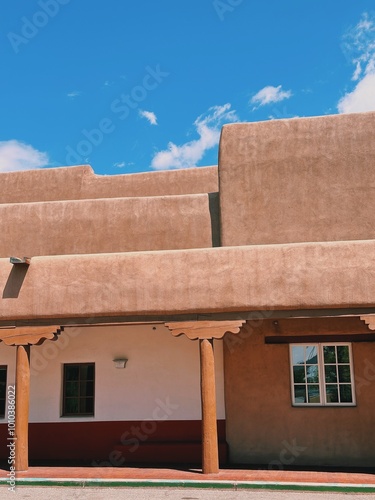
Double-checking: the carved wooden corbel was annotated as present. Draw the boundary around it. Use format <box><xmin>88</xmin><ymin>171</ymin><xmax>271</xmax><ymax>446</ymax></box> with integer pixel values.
<box><xmin>360</xmin><ymin>315</ymin><xmax>375</xmax><ymax>331</ymax></box>
<box><xmin>165</xmin><ymin>320</ymin><xmax>246</xmax><ymax>340</ymax></box>
<box><xmin>0</xmin><ymin>326</ymin><xmax>63</xmax><ymax>346</ymax></box>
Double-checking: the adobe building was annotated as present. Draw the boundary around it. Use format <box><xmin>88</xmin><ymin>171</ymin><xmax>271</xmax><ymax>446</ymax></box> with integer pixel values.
<box><xmin>1</xmin><ymin>111</ymin><xmax>375</xmax><ymax>473</ymax></box>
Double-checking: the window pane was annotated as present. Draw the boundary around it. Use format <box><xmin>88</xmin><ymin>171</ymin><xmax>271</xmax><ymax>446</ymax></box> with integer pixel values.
<box><xmin>326</xmin><ymin>384</ymin><xmax>339</xmax><ymax>403</ymax></box>
<box><xmin>0</xmin><ymin>382</ymin><xmax>5</xmax><ymax>400</ymax></box>
<box><xmin>65</xmin><ymin>398</ymin><xmax>79</xmax><ymax>414</ymax></box>
<box><xmin>0</xmin><ymin>368</ymin><xmax>6</xmax><ymax>400</ymax></box>
<box><xmin>293</xmin><ymin>366</ymin><xmax>305</xmax><ymax>383</ymax></box>
<box><xmin>0</xmin><ymin>367</ymin><xmax>6</xmax><ymax>381</ymax></box>
<box><xmin>323</xmin><ymin>346</ymin><xmax>336</xmax><ymax>364</ymax></box>
<box><xmin>294</xmin><ymin>386</ymin><xmax>307</xmax><ymax>403</ymax></box>
<box><xmin>339</xmin><ymin>384</ymin><xmax>353</xmax><ymax>403</ymax></box>
<box><xmin>338</xmin><ymin>365</ymin><xmax>351</xmax><ymax>383</ymax></box>
<box><xmin>80</xmin><ymin>398</ymin><xmax>94</xmax><ymax>414</ymax></box>
<box><xmin>292</xmin><ymin>346</ymin><xmax>305</xmax><ymax>365</ymax></box>
<box><xmin>337</xmin><ymin>346</ymin><xmax>349</xmax><ymax>363</ymax></box>
<box><xmin>65</xmin><ymin>365</ymin><xmax>79</xmax><ymax>381</ymax></box>
<box><xmin>324</xmin><ymin>365</ymin><xmax>337</xmax><ymax>383</ymax></box>
<box><xmin>306</xmin><ymin>365</ymin><xmax>319</xmax><ymax>383</ymax></box>
<box><xmin>306</xmin><ymin>346</ymin><xmax>318</xmax><ymax>364</ymax></box>
<box><xmin>0</xmin><ymin>367</ymin><xmax>6</xmax><ymax>418</ymax></box>
<box><xmin>308</xmin><ymin>385</ymin><xmax>320</xmax><ymax>403</ymax></box>
<box><xmin>81</xmin><ymin>364</ymin><xmax>94</xmax><ymax>380</ymax></box>
<box><xmin>80</xmin><ymin>381</ymin><xmax>94</xmax><ymax>397</ymax></box>
<box><xmin>65</xmin><ymin>381</ymin><xmax>79</xmax><ymax>397</ymax></box>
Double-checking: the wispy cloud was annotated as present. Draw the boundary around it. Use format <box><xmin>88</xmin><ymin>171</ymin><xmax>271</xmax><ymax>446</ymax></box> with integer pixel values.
<box><xmin>0</xmin><ymin>140</ymin><xmax>49</xmax><ymax>173</ymax></box>
<box><xmin>139</xmin><ymin>110</ymin><xmax>158</xmax><ymax>125</ymax></box>
<box><xmin>67</xmin><ymin>90</ymin><xmax>82</xmax><ymax>98</ymax></box>
<box><xmin>151</xmin><ymin>104</ymin><xmax>238</xmax><ymax>170</ymax></box>
<box><xmin>338</xmin><ymin>12</ymin><xmax>375</xmax><ymax>113</ymax></box>
<box><xmin>113</xmin><ymin>161</ymin><xmax>133</xmax><ymax>169</ymax></box>
<box><xmin>250</xmin><ymin>85</ymin><xmax>292</xmax><ymax>109</ymax></box>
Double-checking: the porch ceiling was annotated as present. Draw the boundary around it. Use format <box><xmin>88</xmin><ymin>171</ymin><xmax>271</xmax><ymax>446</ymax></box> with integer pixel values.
<box><xmin>1</xmin><ymin>239</ymin><xmax>375</xmax><ymax>324</ymax></box>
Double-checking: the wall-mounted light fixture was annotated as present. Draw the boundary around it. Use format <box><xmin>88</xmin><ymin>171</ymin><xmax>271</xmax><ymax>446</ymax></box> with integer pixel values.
<box><xmin>10</xmin><ymin>256</ymin><xmax>31</xmax><ymax>266</ymax></box>
<box><xmin>113</xmin><ymin>358</ymin><xmax>128</xmax><ymax>369</ymax></box>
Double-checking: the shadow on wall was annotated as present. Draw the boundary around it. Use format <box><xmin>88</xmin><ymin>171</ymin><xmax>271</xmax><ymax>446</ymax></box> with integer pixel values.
<box><xmin>2</xmin><ymin>264</ymin><xmax>29</xmax><ymax>299</ymax></box>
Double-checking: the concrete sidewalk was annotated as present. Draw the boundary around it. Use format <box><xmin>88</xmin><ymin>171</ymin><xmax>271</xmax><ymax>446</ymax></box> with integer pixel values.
<box><xmin>1</xmin><ymin>465</ymin><xmax>375</xmax><ymax>492</ymax></box>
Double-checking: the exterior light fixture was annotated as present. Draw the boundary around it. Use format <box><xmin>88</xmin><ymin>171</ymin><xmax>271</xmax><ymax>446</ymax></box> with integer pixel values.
<box><xmin>113</xmin><ymin>358</ymin><xmax>128</xmax><ymax>369</ymax></box>
<box><xmin>10</xmin><ymin>257</ymin><xmax>31</xmax><ymax>265</ymax></box>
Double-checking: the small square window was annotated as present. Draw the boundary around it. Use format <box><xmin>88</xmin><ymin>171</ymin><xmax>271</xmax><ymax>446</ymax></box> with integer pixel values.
<box><xmin>290</xmin><ymin>343</ymin><xmax>355</xmax><ymax>406</ymax></box>
<box><xmin>62</xmin><ymin>363</ymin><xmax>95</xmax><ymax>416</ymax></box>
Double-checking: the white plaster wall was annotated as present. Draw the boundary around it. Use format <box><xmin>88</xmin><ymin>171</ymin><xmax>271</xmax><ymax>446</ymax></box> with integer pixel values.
<box><xmin>0</xmin><ymin>324</ymin><xmax>225</xmax><ymax>423</ymax></box>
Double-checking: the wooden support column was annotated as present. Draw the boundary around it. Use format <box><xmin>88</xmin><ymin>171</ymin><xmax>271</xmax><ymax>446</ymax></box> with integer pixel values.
<box><xmin>200</xmin><ymin>338</ymin><xmax>218</xmax><ymax>473</ymax></box>
<box><xmin>15</xmin><ymin>345</ymin><xmax>30</xmax><ymax>471</ymax></box>
<box><xmin>166</xmin><ymin>320</ymin><xmax>245</xmax><ymax>474</ymax></box>
<box><xmin>0</xmin><ymin>325</ymin><xmax>63</xmax><ymax>471</ymax></box>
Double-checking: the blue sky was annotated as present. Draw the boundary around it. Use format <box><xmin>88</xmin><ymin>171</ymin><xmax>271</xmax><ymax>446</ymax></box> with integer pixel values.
<box><xmin>1</xmin><ymin>0</ymin><xmax>375</xmax><ymax>175</ymax></box>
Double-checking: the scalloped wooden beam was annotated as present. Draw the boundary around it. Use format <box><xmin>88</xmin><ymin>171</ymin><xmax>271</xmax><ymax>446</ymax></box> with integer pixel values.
<box><xmin>360</xmin><ymin>315</ymin><xmax>375</xmax><ymax>331</ymax></box>
<box><xmin>165</xmin><ymin>320</ymin><xmax>246</xmax><ymax>340</ymax></box>
<box><xmin>0</xmin><ymin>326</ymin><xmax>63</xmax><ymax>346</ymax></box>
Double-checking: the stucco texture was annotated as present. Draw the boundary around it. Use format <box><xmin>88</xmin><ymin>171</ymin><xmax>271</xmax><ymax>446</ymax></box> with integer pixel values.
<box><xmin>219</xmin><ymin>111</ymin><xmax>375</xmax><ymax>245</ymax></box>
<box><xmin>224</xmin><ymin>318</ymin><xmax>375</xmax><ymax>467</ymax></box>
<box><xmin>0</xmin><ymin>165</ymin><xmax>218</xmax><ymax>204</ymax></box>
<box><xmin>0</xmin><ymin>194</ymin><xmax>214</xmax><ymax>257</ymax></box>
<box><xmin>1</xmin><ymin>239</ymin><xmax>375</xmax><ymax>322</ymax></box>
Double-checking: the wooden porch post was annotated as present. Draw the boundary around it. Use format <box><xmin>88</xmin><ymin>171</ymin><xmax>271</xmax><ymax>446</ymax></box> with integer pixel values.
<box><xmin>200</xmin><ymin>338</ymin><xmax>219</xmax><ymax>474</ymax></box>
<box><xmin>165</xmin><ymin>320</ymin><xmax>245</xmax><ymax>474</ymax></box>
<box><xmin>15</xmin><ymin>345</ymin><xmax>30</xmax><ymax>471</ymax></box>
<box><xmin>0</xmin><ymin>326</ymin><xmax>63</xmax><ymax>471</ymax></box>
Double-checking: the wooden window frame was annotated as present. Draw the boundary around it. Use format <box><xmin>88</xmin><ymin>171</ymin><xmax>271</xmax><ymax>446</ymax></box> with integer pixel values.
<box><xmin>62</xmin><ymin>363</ymin><xmax>95</xmax><ymax>417</ymax></box>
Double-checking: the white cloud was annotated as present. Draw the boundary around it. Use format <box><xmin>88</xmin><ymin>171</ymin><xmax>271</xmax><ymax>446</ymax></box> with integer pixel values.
<box><xmin>67</xmin><ymin>90</ymin><xmax>82</xmax><ymax>98</ymax></box>
<box><xmin>151</xmin><ymin>104</ymin><xmax>238</xmax><ymax>170</ymax></box>
<box><xmin>139</xmin><ymin>110</ymin><xmax>158</xmax><ymax>125</ymax></box>
<box><xmin>113</xmin><ymin>161</ymin><xmax>134</xmax><ymax>169</ymax></box>
<box><xmin>250</xmin><ymin>85</ymin><xmax>292</xmax><ymax>109</ymax></box>
<box><xmin>338</xmin><ymin>13</ymin><xmax>375</xmax><ymax>113</ymax></box>
<box><xmin>338</xmin><ymin>72</ymin><xmax>375</xmax><ymax>113</ymax></box>
<box><xmin>0</xmin><ymin>140</ymin><xmax>49</xmax><ymax>173</ymax></box>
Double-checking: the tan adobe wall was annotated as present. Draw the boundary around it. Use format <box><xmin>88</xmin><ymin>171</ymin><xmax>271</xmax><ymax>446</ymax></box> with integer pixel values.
<box><xmin>0</xmin><ymin>194</ymin><xmax>214</xmax><ymax>258</ymax></box>
<box><xmin>1</xmin><ymin>239</ymin><xmax>375</xmax><ymax>322</ymax></box>
<box><xmin>224</xmin><ymin>318</ymin><xmax>375</xmax><ymax>467</ymax></box>
<box><xmin>219</xmin><ymin>111</ymin><xmax>375</xmax><ymax>245</ymax></box>
<box><xmin>0</xmin><ymin>165</ymin><xmax>218</xmax><ymax>204</ymax></box>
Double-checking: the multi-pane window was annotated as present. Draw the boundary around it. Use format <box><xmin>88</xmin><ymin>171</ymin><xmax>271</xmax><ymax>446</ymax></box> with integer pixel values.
<box><xmin>0</xmin><ymin>366</ymin><xmax>6</xmax><ymax>418</ymax></box>
<box><xmin>62</xmin><ymin>363</ymin><xmax>95</xmax><ymax>416</ymax></box>
<box><xmin>290</xmin><ymin>344</ymin><xmax>355</xmax><ymax>406</ymax></box>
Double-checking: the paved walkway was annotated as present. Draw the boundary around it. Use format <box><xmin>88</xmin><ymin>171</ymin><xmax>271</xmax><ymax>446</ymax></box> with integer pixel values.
<box><xmin>1</xmin><ymin>465</ymin><xmax>375</xmax><ymax>492</ymax></box>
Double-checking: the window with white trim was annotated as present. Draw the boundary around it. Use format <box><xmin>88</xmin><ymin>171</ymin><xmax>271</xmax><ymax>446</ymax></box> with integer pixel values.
<box><xmin>290</xmin><ymin>343</ymin><xmax>355</xmax><ymax>406</ymax></box>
